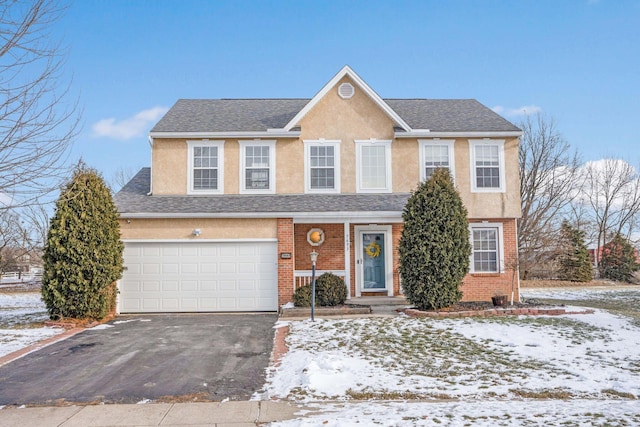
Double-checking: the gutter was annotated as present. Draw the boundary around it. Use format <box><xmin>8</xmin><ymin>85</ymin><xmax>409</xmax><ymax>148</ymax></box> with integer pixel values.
<box><xmin>395</xmin><ymin>131</ymin><xmax>522</xmax><ymax>138</ymax></box>
<box><xmin>147</xmin><ymin>136</ymin><xmax>153</xmax><ymax>195</ymax></box>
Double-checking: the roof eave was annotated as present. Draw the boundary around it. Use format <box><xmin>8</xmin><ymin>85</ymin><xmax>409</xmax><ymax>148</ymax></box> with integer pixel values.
<box><xmin>119</xmin><ymin>211</ymin><xmax>403</xmax><ymax>220</ymax></box>
<box><xmin>394</xmin><ymin>131</ymin><xmax>523</xmax><ymax>138</ymax></box>
<box><xmin>149</xmin><ymin>130</ymin><xmax>301</xmax><ymax>139</ymax></box>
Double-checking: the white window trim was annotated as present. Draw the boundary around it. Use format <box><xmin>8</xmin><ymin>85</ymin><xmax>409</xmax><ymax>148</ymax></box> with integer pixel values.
<box><xmin>187</xmin><ymin>140</ymin><xmax>225</xmax><ymax>195</ymax></box>
<box><xmin>303</xmin><ymin>139</ymin><xmax>341</xmax><ymax>194</ymax></box>
<box><xmin>469</xmin><ymin>139</ymin><xmax>506</xmax><ymax>193</ymax></box>
<box><xmin>355</xmin><ymin>139</ymin><xmax>392</xmax><ymax>193</ymax></box>
<box><xmin>419</xmin><ymin>139</ymin><xmax>455</xmax><ymax>182</ymax></box>
<box><xmin>239</xmin><ymin>140</ymin><xmax>276</xmax><ymax>194</ymax></box>
<box><xmin>469</xmin><ymin>222</ymin><xmax>505</xmax><ymax>273</ymax></box>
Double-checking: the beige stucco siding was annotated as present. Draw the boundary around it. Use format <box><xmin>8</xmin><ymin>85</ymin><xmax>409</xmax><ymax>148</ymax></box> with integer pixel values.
<box><xmin>392</xmin><ymin>141</ymin><xmax>421</xmax><ymax>192</ymax></box>
<box><xmin>119</xmin><ymin>218</ymin><xmax>277</xmax><ymax>240</ymax></box>
<box><xmin>454</xmin><ymin>137</ymin><xmax>520</xmax><ymax>218</ymax></box>
<box><xmin>298</xmin><ymin>76</ymin><xmax>395</xmax><ymax>194</ymax></box>
<box><xmin>275</xmin><ymin>139</ymin><xmax>304</xmax><ymax>193</ymax></box>
<box><xmin>152</xmin><ymin>139</ymin><xmax>188</xmax><ymax>195</ymax></box>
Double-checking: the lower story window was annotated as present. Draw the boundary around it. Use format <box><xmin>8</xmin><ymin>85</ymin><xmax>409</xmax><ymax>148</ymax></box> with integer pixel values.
<box><xmin>471</xmin><ymin>226</ymin><xmax>501</xmax><ymax>273</ymax></box>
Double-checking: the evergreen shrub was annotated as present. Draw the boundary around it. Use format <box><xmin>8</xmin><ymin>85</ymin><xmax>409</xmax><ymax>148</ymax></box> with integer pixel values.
<box><xmin>41</xmin><ymin>165</ymin><xmax>124</xmax><ymax>320</ymax></box>
<box><xmin>399</xmin><ymin>168</ymin><xmax>471</xmax><ymax>310</ymax></box>
<box><xmin>557</xmin><ymin>221</ymin><xmax>593</xmax><ymax>282</ymax></box>
<box><xmin>600</xmin><ymin>233</ymin><xmax>640</xmax><ymax>283</ymax></box>
<box><xmin>293</xmin><ymin>273</ymin><xmax>347</xmax><ymax>307</ymax></box>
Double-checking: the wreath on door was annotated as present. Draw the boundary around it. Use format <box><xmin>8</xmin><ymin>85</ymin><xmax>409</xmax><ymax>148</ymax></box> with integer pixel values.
<box><xmin>365</xmin><ymin>241</ymin><xmax>381</xmax><ymax>258</ymax></box>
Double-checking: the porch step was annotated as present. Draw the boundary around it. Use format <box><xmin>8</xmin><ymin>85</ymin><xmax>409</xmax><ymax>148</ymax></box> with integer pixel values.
<box><xmin>350</xmin><ymin>296</ymin><xmax>409</xmax><ymax>306</ymax></box>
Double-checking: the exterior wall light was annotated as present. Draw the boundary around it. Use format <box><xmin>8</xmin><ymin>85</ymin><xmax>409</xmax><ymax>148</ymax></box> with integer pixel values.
<box><xmin>192</xmin><ymin>229</ymin><xmax>201</xmax><ymax>236</ymax></box>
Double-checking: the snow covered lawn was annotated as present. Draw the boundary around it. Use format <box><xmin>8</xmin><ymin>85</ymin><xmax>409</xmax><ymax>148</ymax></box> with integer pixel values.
<box><xmin>265</xmin><ymin>289</ymin><xmax>640</xmax><ymax>426</ymax></box>
<box><xmin>0</xmin><ymin>292</ymin><xmax>63</xmax><ymax>358</ymax></box>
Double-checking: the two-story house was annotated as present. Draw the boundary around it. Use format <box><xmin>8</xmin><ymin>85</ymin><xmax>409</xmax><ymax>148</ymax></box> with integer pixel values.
<box><xmin>114</xmin><ymin>66</ymin><xmax>522</xmax><ymax>313</ymax></box>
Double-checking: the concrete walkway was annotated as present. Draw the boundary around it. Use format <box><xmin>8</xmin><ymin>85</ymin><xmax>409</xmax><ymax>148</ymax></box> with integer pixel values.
<box><xmin>0</xmin><ymin>400</ymin><xmax>306</xmax><ymax>426</ymax></box>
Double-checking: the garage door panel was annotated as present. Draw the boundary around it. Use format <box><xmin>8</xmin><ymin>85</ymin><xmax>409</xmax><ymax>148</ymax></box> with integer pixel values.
<box><xmin>142</xmin><ymin>247</ymin><xmax>161</xmax><ymax>257</ymax></box>
<box><xmin>120</xmin><ymin>241</ymin><xmax>277</xmax><ymax>313</ymax></box>
<box><xmin>219</xmin><ymin>246</ymin><xmax>238</xmax><ymax>257</ymax></box>
<box><xmin>162</xmin><ymin>281</ymin><xmax>179</xmax><ymax>292</ymax></box>
<box><xmin>181</xmin><ymin>246</ymin><xmax>198</xmax><ymax>257</ymax></box>
<box><xmin>201</xmin><ymin>264</ymin><xmax>217</xmax><ymax>274</ymax></box>
<box><xmin>162</xmin><ymin>246</ymin><xmax>180</xmax><ymax>256</ymax></box>
<box><xmin>200</xmin><ymin>281</ymin><xmax>217</xmax><ymax>291</ymax></box>
<box><xmin>200</xmin><ymin>298</ymin><xmax>218</xmax><ymax>309</ymax></box>
<box><xmin>238</xmin><ymin>263</ymin><xmax>255</xmax><ymax>274</ymax></box>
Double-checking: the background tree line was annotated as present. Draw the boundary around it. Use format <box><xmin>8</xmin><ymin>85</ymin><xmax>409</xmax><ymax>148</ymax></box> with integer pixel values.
<box><xmin>519</xmin><ymin>114</ymin><xmax>640</xmax><ymax>283</ymax></box>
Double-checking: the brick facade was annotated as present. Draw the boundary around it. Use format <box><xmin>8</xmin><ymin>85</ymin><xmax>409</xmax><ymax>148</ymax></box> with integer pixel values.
<box><xmin>294</xmin><ymin>224</ymin><xmax>345</xmax><ymax>271</ymax></box>
<box><xmin>462</xmin><ymin>218</ymin><xmax>520</xmax><ymax>302</ymax></box>
<box><xmin>278</xmin><ymin>218</ymin><xmax>520</xmax><ymax>305</ymax></box>
<box><xmin>277</xmin><ymin>218</ymin><xmax>295</xmax><ymax>306</ymax></box>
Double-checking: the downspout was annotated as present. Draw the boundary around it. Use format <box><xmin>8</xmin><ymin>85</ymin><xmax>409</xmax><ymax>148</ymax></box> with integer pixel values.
<box><xmin>512</xmin><ymin>218</ymin><xmax>520</xmax><ymax>305</ymax></box>
<box><xmin>147</xmin><ymin>135</ymin><xmax>153</xmax><ymax>196</ymax></box>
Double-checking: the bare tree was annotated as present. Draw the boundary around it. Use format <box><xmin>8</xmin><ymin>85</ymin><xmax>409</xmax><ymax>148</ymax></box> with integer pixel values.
<box><xmin>110</xmin><ymin>165</ymin><xmax>137</xmax><ymax>192</ymax></box>
<box><xmin>518</xmin><ymin>114</ymin><xmax>581</xmax><ymax>279</ymax></box>
<box><xmin>0</xmin><ymin>203</ymin><xmax>50</xmax><ymax>273</ymax></box>
<box><xmin>0</xmin><ymin>0</ymin><xmax>80</xmax><ymax>208</ymax></box>
<box><xmin>574</xmin><ymin>159</ymin><xmax>640</xmax><ymax>271</ymax></box>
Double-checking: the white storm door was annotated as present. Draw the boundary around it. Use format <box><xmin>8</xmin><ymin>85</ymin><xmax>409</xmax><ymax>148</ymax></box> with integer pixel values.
<box><xmin>355</xmin><ymin>226</ymin><xmax>393</xmax><ymax>297</ymax></box>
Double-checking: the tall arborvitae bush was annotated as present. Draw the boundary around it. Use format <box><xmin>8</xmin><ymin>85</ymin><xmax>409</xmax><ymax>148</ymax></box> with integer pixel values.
<box><xmin>600</xmin><ymin>233</ymin><xmax>639</xmax><ymax>283</ymax></box>
<box><xmin>399</xmin><ymin>169</ymin><xmax>471</xmax><ymax>310</ymax></box>
<box><xmin>557</xmin><ymin>221</ymin><xmax>593</xmax><ymax>282</ymax></box>
<box><xmin>41</xmin><ymin>165</ymin><xmax>124</xmax><ymax>320</ymax></box>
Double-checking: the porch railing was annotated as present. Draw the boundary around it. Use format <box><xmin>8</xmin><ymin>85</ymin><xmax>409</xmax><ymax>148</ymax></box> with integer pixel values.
<box><xmin>293</xmin><ymin>270</ymin><xmax>346</xmax><ymax>292</ymax></box>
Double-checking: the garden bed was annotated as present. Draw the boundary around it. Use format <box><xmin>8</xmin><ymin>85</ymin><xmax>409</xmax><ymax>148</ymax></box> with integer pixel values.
<box><xmin>280</xmin><ymin>304</ymin><xmax>372</xmax><ymax>318</ymax></box>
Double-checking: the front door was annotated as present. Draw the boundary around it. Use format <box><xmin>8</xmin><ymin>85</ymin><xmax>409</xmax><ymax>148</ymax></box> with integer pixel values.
<box><xmin>355</xmin><ymin>226</ymin><xmax>393</xmax><ymax>296</ymax></box>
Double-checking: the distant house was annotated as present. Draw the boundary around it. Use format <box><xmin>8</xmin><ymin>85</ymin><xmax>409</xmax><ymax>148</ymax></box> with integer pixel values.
<box><xmin>114</xmin><ymin>66</ymin><xmax>522</xmax><ymax>313</ymax></box>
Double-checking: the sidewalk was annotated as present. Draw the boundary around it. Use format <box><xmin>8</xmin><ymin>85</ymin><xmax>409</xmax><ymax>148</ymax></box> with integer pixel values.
<box><xmin>0</xmin><ymin>400</ymin><xmax>306</xmax><ymax>426</ymax></box>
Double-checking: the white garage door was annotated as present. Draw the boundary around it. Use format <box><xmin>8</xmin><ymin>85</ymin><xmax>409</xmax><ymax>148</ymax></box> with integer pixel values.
<box><xmin>119</xmin><ymin>241</ymin><xmax>278</xmax><ymax>313</ymax></box>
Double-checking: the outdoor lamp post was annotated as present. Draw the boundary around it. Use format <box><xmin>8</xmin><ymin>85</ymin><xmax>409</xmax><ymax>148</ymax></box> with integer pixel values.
<box><xmin>310</xmin><ymin>250</ymin><xmax>319</xmax><ymax>321</ymax></box>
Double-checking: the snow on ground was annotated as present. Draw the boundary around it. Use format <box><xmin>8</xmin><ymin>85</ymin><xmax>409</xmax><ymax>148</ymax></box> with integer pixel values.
<box><xmin>264</xmin><ymin>310</ymin><xmax>640</xmax><ymax>401</ymax></box>
<box><xmin>523</xmin><ymin>285</ymin><xmax>640</xmax><ymax>303</ymax></box>
<box><xmin>264</xmin><ymin>295</ymin><xmax>640</xmax><ymax>426</ymax></box>
<box><xmin>0</xmin><ymin>292</ymin><xmax>63</xmax><ymax>358</ymax></box>
<box><xmin>273</xmin><ymin>400</ymin><xmax>640</xmax><ymax>427</ymax></box>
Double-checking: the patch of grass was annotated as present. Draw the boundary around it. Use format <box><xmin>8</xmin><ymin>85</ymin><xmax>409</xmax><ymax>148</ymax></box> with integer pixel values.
<box><xmin>346</xmin><ymin>389</ymin><xmax>423</xmax><ymax>400</ymax></box>
<box><xmin>510</xmin><ymin>388</ymin><xmax>573</xmax><ymax>399</ymax></box>
<box><xmin>601</xmin><ymin>388</ymin><xmax>636</xmax><ymax>399</ymax></box>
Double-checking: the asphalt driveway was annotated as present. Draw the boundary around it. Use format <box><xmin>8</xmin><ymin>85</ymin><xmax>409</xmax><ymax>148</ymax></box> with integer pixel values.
<box><xmin>0</xmin><ymin>313</ymin><xmax>278</xmax><ymax>406</ymax></box>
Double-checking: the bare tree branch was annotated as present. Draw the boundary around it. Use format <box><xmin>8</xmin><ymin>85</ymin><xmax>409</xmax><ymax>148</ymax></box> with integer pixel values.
<box><xmin>517</xmin><ymin>114</ymin><xmax>581</xmax><ymax>278</ymax></box>
<box><xmin>0</xmin><ymin>0</ymin><xmax>80</xmax><ymax>209</ymax></box>
<box><xmin>110</xmin><ymin>165</ymin><xmax>137</xmax><ymax>193</ymax></box>
<box><xmin>574</xmin><ymin>159</ymin><xmax>640</xmax><ymax>271</ymax></box>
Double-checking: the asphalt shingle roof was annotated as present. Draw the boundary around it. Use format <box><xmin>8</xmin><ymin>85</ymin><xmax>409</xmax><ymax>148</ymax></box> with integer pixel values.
<box><xmin>151</xmin><ymin>98</ymin><xmax>520</xmax><ymax>133</ymax></box>
<box><xmin>115</xmin><ymin>168</ymin><xmax>410</xmax><ymax>215</ymax></box>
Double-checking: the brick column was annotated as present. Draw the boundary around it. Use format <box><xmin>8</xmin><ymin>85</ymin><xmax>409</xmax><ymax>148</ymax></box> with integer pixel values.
<box><xmin>277</xmin><ymin>218</ymin><xmax>295</xmax><ymax>306</ymax></box>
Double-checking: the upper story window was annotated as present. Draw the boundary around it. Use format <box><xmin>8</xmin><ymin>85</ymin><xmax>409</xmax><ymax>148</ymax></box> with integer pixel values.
<box><xmin>187</xmin><ymin>140</ymin><xmax>224</xmax><ymax>194</ymax></box>
<box><xmin>239</xmin><ymin>140</ymin><xmax>276</xmax><ymax>194</ymax></box>
<box><xmin>304</xmin><ymin>140</ymin><xmax>341</xmax><ymax>193</ymax></box>
<box><xmin>469</xmin><ymin>223</ymin><xmax>504</xmax><ymax>273</ymax></box>
<box><xmin>419</xmin><ymin>139</ymin><xmax>455</xmax><ymax>181</ymax></box>
<box><xmin>469</xmin><ymin>139</ymin><xmax>505</xmax><ymax>192</ymax></box>
<box><xmin>355</xmin><ymin>139</ymin><xmax>392</xmax><ymax>193</ymax></box>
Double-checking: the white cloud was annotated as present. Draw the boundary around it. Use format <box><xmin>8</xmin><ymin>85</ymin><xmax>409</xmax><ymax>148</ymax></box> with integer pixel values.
<box><xmin>492</xmin><ymin>105</ymin><xmax>542</xmax><ymax>117</ymax></box>
<box><xmin>91</xmin><ymin>106</ymin><xmax>169</xmax><ymax>140</ymax></box>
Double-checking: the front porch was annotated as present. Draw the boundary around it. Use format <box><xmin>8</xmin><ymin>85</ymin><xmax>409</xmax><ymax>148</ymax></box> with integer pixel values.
<box><xmin>277</xmin><ymin>220</ymin><xmax>404</xmax><ymax>305</ymax></box>
<box><xmin>279</xmin><ymin>295</ymin><xmax>410</xmax><ymax>318</ymax></box>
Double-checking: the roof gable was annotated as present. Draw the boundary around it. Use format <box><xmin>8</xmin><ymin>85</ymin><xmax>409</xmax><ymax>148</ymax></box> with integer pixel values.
<box><xmin>282</xmin><ymin>65</ymin><xmax>412</xmax><ymax>132</ymax></box>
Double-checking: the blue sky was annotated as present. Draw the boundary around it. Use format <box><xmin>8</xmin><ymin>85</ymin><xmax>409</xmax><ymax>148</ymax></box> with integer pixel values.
<box><xmin>53</xmin><ymin>0</ymin><xmax>640</xmax><ymax>187</ymax></box>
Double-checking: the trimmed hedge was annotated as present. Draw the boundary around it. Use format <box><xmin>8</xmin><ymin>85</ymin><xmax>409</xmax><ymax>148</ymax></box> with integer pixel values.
<box><xmin>293</xmin><ymin>272</ymin><xmax>347</xmax><ymax>307</ymax></box>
